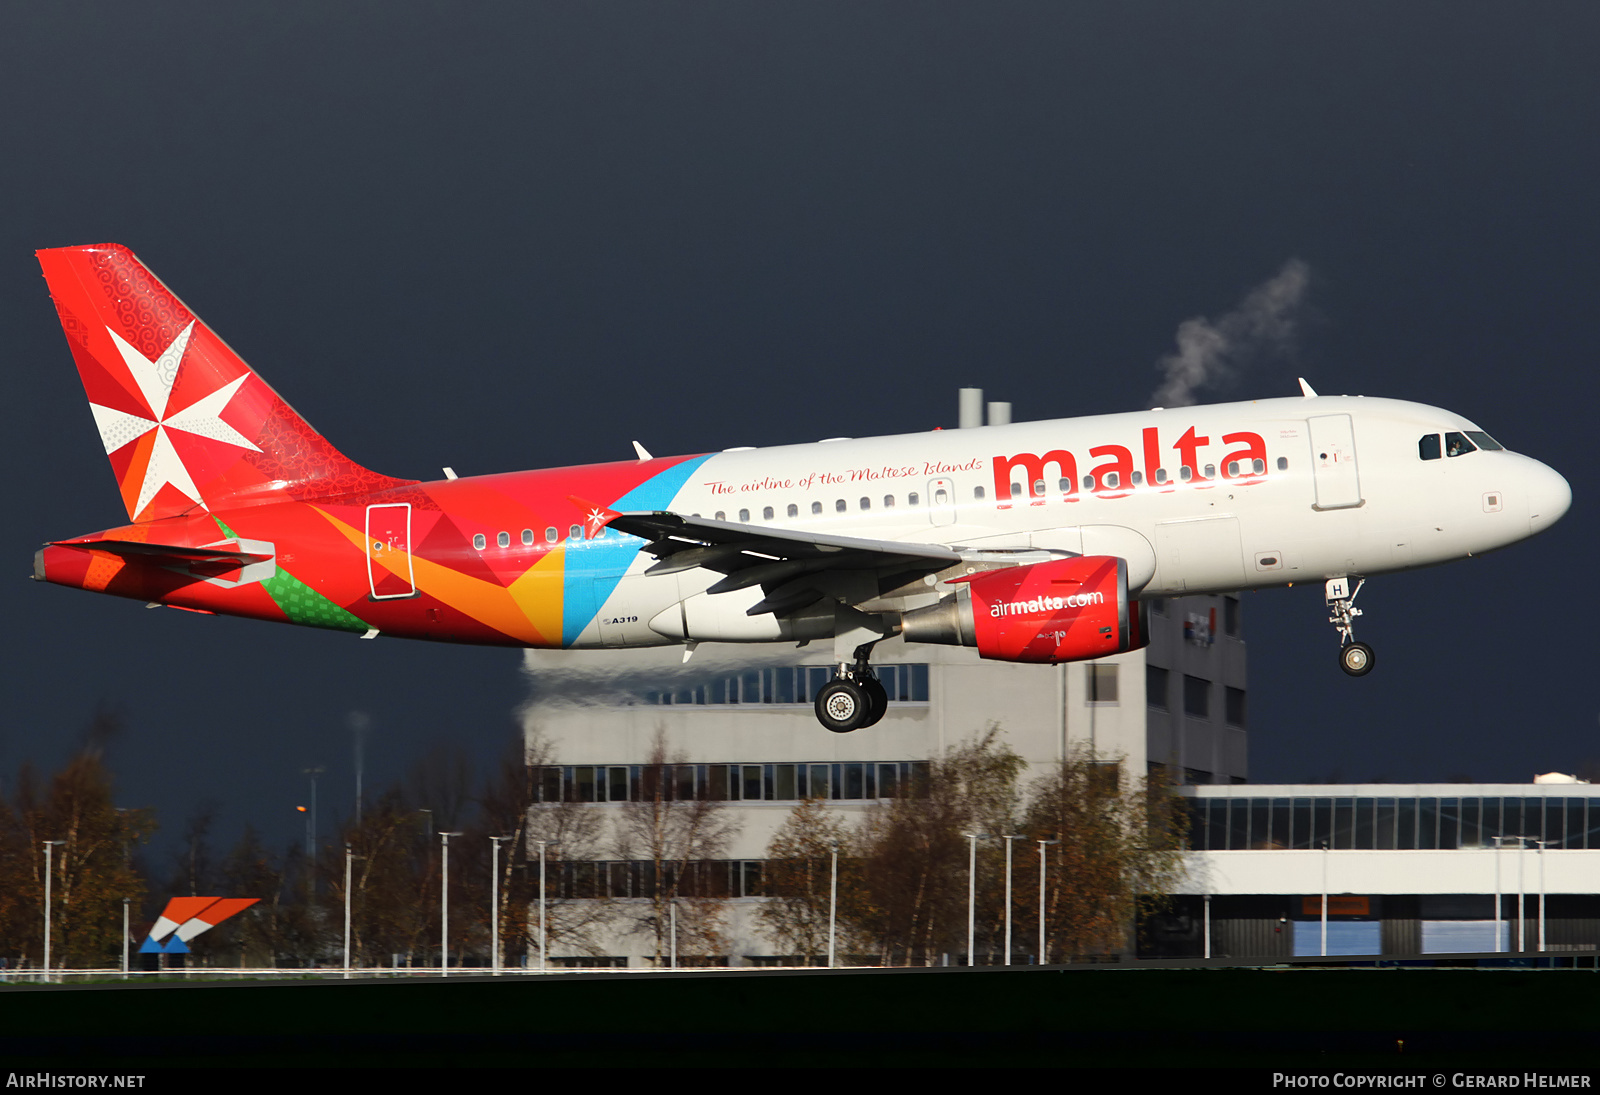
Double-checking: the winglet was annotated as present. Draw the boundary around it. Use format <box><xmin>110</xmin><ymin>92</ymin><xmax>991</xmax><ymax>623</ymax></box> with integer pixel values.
<box><xmin>632</xmin><ymin>441</ymin><xmax>653</xmax><ymax>462</ymax></box>
<box><xmin>1298</xmin><ymin>377</ymin><xmax>1318</xmax><ymax>398</ymax></box>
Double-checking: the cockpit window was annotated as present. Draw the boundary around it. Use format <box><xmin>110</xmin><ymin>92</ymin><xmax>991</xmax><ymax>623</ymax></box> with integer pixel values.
<box><xmin>1445</xmin><ymin>431</ymin><xmax>1477</xmax><ymax>457</ymax></box>
<box><xmin>1465</xmin><ymin>430</ymin><xmax>1504</xmax><ymax>451</ymax></box>
<box><xmin>1418</xmin><ymin>434</ymin><xmax>1441</xmax><ymax>461</ymax></box>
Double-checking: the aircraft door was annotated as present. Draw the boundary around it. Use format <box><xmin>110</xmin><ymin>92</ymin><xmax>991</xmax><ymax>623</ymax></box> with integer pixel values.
<box><xmin>366</xmin><ymin>503</ymin><xmax>417</xmax><ymax>600</ymax></box>
<box><xmin>928</xmin><ymin>478</ymin><xmax>956</xmax><ymax>526</ymax></box>
<box><xmin>1308</xmin><ymin>414</ymin><xmax>1363</xmax><ymax>510</ymax></box>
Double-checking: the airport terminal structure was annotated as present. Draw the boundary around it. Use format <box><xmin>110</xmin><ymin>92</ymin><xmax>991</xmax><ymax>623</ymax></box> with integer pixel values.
<box><xmin>520</xmin><ymin>587</ymin><xmax>1600</xmax><ymax>966</ymax></box>
<box><xmin>519</xmin><ymin>592</ymin><xmax>1247</xmax><ymax>966</ymax></box>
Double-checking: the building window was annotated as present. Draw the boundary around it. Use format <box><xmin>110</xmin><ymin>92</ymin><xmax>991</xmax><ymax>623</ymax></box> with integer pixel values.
<box><xmin>1224</xmin><ymin>596</ymin><xmax>1240</xmax><ymax>637</ymax></box>
<box><xmin>1225</xmin><ymin>686</ymin><xmax>1246</xmax><ymax>727</ymax></box>
<box><xmin>1147</xmin><ymin>666</ymin><xmax>1169</xmax><ymax>710</ymax></box>
<box><xmin>1087</xmin><ymin>664</ymin><xmax>1118</xmax><ymax>704</ymax></box>
<box><xmin>1183</xmin><ymin>675</ymin><xmax>1210</xmax><ymax>719</ymax></box>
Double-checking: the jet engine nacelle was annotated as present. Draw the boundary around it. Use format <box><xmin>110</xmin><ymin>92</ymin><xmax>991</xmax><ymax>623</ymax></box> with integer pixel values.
<box><xmin>899</xmin><ymin>555</ymin><xmax>1148</xmax><ymax>663</ymax></box>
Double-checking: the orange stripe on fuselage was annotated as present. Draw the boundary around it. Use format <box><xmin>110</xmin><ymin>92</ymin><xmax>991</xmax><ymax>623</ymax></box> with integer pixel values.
<box><xmin>313</xmin><ymin>506</ymin><xmax>557</xmax><ymax>647</ymax></box>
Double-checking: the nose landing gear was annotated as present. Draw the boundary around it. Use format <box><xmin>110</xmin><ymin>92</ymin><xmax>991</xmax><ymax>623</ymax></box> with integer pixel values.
<box><xmin>814</xmin><ymin>642</ymin><xmax>889</xmax><ymax>733</ymax></box>
<box><xmin>1327</xmin><ymin>576</ymin><xmax>1375</xmax><ymax>677</ymax></box>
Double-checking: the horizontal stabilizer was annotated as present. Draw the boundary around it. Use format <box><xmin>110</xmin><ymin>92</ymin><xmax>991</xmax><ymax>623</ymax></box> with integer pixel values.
<box><xmin>47</xmin><ymin>538</ymin><xmax>272</xmax><ymax>567</ymax></box>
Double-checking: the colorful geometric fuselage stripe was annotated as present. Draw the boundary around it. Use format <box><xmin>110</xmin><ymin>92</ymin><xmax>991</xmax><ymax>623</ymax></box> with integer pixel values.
<box><xmin>40</xmin><ymin>455</ymin><xmax>714</xmax><ymax>649</ymax></box>
<box><xmin>33</xmin><ymin>243</ymin><xmax>711</xmax><ymax>649</ymax></box>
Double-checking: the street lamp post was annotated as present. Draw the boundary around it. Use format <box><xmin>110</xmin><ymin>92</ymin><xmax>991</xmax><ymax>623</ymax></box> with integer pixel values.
<box><xmin>42</xmin><ymin>841</ymin><xmax>63</xmax><ymax>981</ymax></box>
<box><xmin>965</xmin><ymin>833</ymin><xmax>991</xmax><ymax>966</ymax></box>
<box><xmin>1534</xmin><ymin>839</ymin><xmax>1553</xmax><ymax>953</ymax></box>
<box><xmin>490</xmin><ymin>836</ymin><xmax>510</xmax><ymax>975</ymax></box>
<box><xmin>303</xmin><ymin>766</ymin><xmax>324</xmax><ymax>863</ymax></box>
<box><xmin>532</xmin><ymin>839</ymin><xmax>556</xmax><ymax>971</ymax></box>
<box><xmin>1036</xmin><ymin>839</ymin><xmax>1058</xmax><ymax>964</ymax></box>
<box><xmin>1320</xmin><ymin>840</ymin><xmax>1329</xmax><ymax>957</ymax></box>
<box><xmin>343</xmin><ymin>844</ymin><xmax>363</xmax><ymax>979</ymax></box>
<box><xmin>439</xmin><ymin>831</ymin><xmax>462</xmax><ymax>975</ymax></box>
<box><xmin>828</xmin><ymin>840</ymin><xmax>840</xmax><ymax>969</ymax></box>
<box><xmin>1002</xmin><ymin>835</ymin><xmax>1022</xmax><ymax>966</ymax></box>
<box><xmin>122</xmin><ymin>897</ymin><xmax>130</xmax><ymax>977</ymax></box>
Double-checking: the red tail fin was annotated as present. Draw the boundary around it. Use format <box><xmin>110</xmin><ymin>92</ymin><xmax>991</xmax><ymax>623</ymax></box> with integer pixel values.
<box><xmin>37</xmin><ymin>244</ymin><xmax>413</xmax><ymax>522</ymax></box>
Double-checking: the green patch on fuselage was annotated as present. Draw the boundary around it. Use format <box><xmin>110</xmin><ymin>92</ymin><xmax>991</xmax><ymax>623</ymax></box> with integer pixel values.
<box><xmin>213</xmin><ymin>516</ymin><xmax>370</xmax><ymax>633</ymax></box>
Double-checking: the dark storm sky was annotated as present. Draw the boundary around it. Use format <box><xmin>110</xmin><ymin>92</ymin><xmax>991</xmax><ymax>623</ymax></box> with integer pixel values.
<box><xmin>3</xmin><ymin>3</ymin><xmax>1596</xmax><ymax>863</ymax></box>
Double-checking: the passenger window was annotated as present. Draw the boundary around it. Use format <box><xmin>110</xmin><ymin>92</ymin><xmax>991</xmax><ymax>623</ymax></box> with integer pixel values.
<box><xmin>1180</xmin><ymin>466</ymin><xmax>1192</xmax><ymax>482</ymax></box>
<box><xmin>473</xmin><ymin>533</ymin><xmax>486</xmax><ymax>550</ymax></box>
<box><xmin>1155</xmin><ymin>469</ymin><xmax>1168</xmax><ymax>484</ymax></box>
<box><xmin>739</xmin><ymin>508</ymin><xmax>750</xmax><ymax>522</ymax></box>
<box><xmin>1083</xmin><ymin>475</ymin><xmax>1094</xmax><ymax>490</ymax></box>
<box><xmin>1131</xmin><ymin>471</ymin><xmax>1143</xmax><ymax>486</ymax></box>
<box><xmin>1204</xmin><ymin>464</ymin><xmax>1216</xmax><ymax>479</ymax></box>
<box><xmin>1419</xmin><ymin>434</ymin><xmax>1441</xmax><ymax>460</ymax></box>
<box><xmin>1104</xmin><ymin>472</ymin><xmax>1120</xmax><ymax>489</ymax></box>
<box><xmin>812</xmin><ymin>501</ymin><xmax>823</xmax><ymax>515</ymax></box>
<box><xmin>934</xmin><ymin>489</ymin><xmax>949</xmax><ymax>505</ymax></box>
<box><xmin>763</xmin><ymin>506</ymin><xmax>774</xmax><ymax>520</ymax></box>
<box><xmin>974</xmin><ymin>486</ymin><xmax>986</xmax><ymax>500</ymax></box>
<box><xmin>1012</xmin><ymin>482</ymin><xmax>1024</xmax><ymax>498</ymax></box>
<box><xmin>1276</xmin><ymin>457</ymin><xmax>1288</xmax><ymax>471</ymax></box>
<box><xmin>1226</xmin><ymin>461</ymin><xmax>1239</xmax><ymax>477</ymax></box>
<box><xmin>545</xmin><ymin>527</ymin><xmax>558</xmax><ymax>543</ymax></box>
<box><xmin>883</xmin><ymin>495</ymin><xmax>895</xmax><ymax>508</ymax></box>
<box><xmin>715</xmin><ymin>511</ymin><xmax>726</xmax><ymax>521</ymax></box>
<box><xmin>1445</xmin><ymin>432</ymin><xmax>1476</xmax><ymax>458</ymax></box>
<box><xmin>521</xmin><ymin>529</ymin><xmax>534</xmax><ymax>546</ymax></box>
<box><xmin>787</xmin><ymin>504</ymin><xmax>798</xmax><ymax>517</ymax></box>
<box><xmin>835</xmin><ymin>499</ymin><xmax>847</xmax><ymax>513</ymax></box>
<box><xmin>569</xmin><ymin>524</ymin><xmax>582</xmax><ymax>540</ymax></box>
<box><xmin>908</xmin><ymin>492</ymin><xmax>919</xmax><ymax>506</ymax></box>
<box><xmin>859</xmin><ymin>497</ymin><xmax>870</xmax><ymax>511</ymax></box>
<box><xmin>1253</xmin><ymin>459</ymin><xmax>1265</xmax><ymax>475</ymax></box>
<box><xmin>1032</xmin><ymin>479</ymin><xmax>1045</xmax><ymax>496</ymax></box>
<box><xmin>497</xmin><ymin>531</ymin><xmax>510</xmax><ymax>548</ymax></box>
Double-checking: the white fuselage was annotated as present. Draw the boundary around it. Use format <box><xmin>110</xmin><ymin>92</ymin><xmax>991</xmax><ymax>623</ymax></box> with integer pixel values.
<box><xmin>579</xmin><ymin>395</ymin><xmax>1569</xmax><ymax>649</ymax></box>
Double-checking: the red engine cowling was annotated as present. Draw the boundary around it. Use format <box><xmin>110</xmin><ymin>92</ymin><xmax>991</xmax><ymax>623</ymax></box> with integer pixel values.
<box><xmin>899</xmin><ymin>555</ymin><xmax>1148</xmax><ymax>663</ymax></box>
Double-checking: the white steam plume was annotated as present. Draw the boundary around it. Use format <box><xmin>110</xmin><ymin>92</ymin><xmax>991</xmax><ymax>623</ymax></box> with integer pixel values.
<box><xmin>1150</xmin><ymin>259</ymin><xmax>1311</xmax><ymax>408</ymax></box>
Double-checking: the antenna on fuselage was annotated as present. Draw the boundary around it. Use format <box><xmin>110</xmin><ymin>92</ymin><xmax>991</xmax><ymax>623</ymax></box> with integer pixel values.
<box><xmin>1298</xmin><ymin>378</ymin><xmax>1319</xmax><ymax>398</ymax></box>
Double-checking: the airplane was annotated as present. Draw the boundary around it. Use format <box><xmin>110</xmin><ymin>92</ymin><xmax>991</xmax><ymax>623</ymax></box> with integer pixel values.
<box><xmin>32</xmin><ymin>244</ymin><xmax>1571</xmax><ymax>732</ymax></box>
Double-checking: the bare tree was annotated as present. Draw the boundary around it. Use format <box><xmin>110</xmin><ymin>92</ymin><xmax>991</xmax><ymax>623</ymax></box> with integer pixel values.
<box><xmin>845</xmin><ymin>726</ymin><xmax>1025</xmax><ymax>965</ymax></box>
<box><xmin>1023</xmin><ymin>747</ymin><xmax>1189</xmax><ymax>960</ymax></box>
<box><xmin>759</xmin><ymin>797</ymin><xmax>850</xmax><ymax>962</ymax></box>
<box><xmin>612</xmin><ymin>728</ymin><xmax>740</xmax><ymax>965</ymax></box>
<box><xmin>0</xmin><ymin>745</ymin><xmax>153</xmax><ymax>969</ymax></box>
<box><xmin>481</xmin><ymin>730</ymin><xmax>613</xmax><ymax>963</ymax></box>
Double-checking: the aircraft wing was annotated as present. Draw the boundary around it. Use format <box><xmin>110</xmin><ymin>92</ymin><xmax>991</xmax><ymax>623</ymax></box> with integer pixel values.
<box><xmin>607</xmin><ymin>510</ymin><xmax>963</xmax><ymax>617</ymax></box>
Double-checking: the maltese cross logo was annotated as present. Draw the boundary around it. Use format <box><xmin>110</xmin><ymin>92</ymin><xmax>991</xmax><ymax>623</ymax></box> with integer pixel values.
<box><xmin>89</xmin><ymin>321</ymin><xmax>261</xmax><ymax>518</ymax></box>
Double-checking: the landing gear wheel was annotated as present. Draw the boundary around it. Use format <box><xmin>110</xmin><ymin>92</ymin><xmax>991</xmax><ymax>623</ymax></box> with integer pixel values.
<box><xmin>1339</xmin><ymin>642</ymin><xmax>1375</xmax><ymax>677</ymax></box>
<box><xmin>815</xmin><ymin>678</ymin><xmax>871</xmax><ymax>733</ymax></box>
<box><xmin>860</xmin><ymin>676</ymin><xmax>888</xmax><ymax>727</ymax></box>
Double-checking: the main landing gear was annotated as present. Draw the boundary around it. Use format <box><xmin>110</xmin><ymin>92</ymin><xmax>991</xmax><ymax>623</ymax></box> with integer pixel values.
<box><xmin>1326</xmin><ymin>576</ymin><xmax>1376</xmax><ymax>677</ymax></box>
<box><xmin>814</xmin><ymin>642</ymin><xmax>889</xmax><ymax>733</ymax></box>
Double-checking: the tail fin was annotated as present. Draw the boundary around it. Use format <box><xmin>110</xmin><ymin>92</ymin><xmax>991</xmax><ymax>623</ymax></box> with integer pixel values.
<box><xmin>37</xmin><ymin>244</ymin><xmax>413</xmax><ymax>523</ymax></box>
